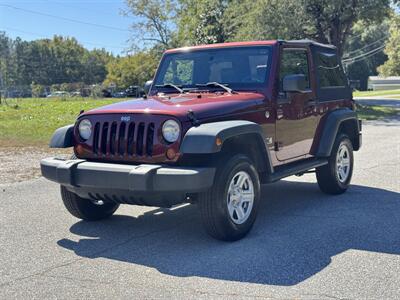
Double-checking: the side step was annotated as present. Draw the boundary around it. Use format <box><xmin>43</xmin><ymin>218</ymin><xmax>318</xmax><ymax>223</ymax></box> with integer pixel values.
<box><xmin>265</xmin><ymin>158</ymin><xmax>328</xmax><ymax>183</ymax></box>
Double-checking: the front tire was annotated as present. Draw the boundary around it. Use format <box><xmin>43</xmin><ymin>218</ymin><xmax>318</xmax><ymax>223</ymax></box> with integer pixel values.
<box><xmin>61</xmin><ymin>186</ymin><xmax>119</xmax><ymax>221</ymax></box>
<box><xmin>198</xmin><ymin>154</ymin><xmax>261</xmax><ymax>241</ymax></box>
<box><xmin>316</xmin><ymin>134</ymin><xmax>354</xmax><ymax>195</ymax></box>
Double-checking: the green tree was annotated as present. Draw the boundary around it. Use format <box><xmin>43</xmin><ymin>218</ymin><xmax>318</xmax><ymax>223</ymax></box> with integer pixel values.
<box><xmin>124</xmin><ymin>0</ymin><xmax>178</xmax><ymax>49</ymax></box>
<box><xmin>30</xmin><ymin>82</ymin><xmax>46</xmax><ymax>97</ymax></box>
<box><xmin>0</xmin><ymin>32</ymin><xmax>113</xmax><ymax>92</ymax></box>
<box><xmin>104</xmin><ymin>51</ymin><xmax>158</xmax><ymax>89</ymax></box>
<box><xmin>178</xmin><ymin>0</ymin><xmax>228</xmax><ymax>45</ymax></box>
<box><xmin>82</xmin><ymin>49</ymin><xmax>113</xmax><ymax>84</ymax></box>
<box><xmin>378</xmin><ymin>14</ymin><xmax>400</xmax><ymax>76</ymax></box>
<box><xmin>0</xmin><ymin>32</ymin><xmax>14</xmax><ymax>93</ymax></box>
<box><xmin>301</xmin><ymin>0</ymin><xmax>392</xmax><ymax>57</ymax></box>
<box><xmin>220</xmin><ymin>0</ymin><xmax>393</xmax><ymax>57</ymax></box>
<box><xmin>223</xmin><ymin>0</ymin><xmax>306</xmax><ymax>42</ymax></box>
<box><xmin>343</xmin><ymin>20</ymin><xmax>389</xmax><ymax>90</ymax></box>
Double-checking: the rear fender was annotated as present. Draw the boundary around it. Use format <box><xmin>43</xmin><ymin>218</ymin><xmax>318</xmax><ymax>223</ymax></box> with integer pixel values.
<box><xmin>315</xmin><ymin>109</ymin><xmax>361</xmax><ymax>157</ymax></box>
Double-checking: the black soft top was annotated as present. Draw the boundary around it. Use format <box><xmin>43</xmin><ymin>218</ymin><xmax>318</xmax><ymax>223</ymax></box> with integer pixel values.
<box><xmin>279</xmin><ymin>39</ymin><xmax>351</xmax><ymax>101</ymax></box>
<box><xmin>281</xmin><ymin>39</ymin><xmax>337</xmax><ymax>50</ymax></box>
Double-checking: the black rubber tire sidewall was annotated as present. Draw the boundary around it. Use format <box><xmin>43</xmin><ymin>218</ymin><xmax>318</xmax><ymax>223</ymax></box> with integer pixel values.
<box><xmin>316</xmin><ymin>134</ymin><xmax>354</xmax><ymax>194</ymax></box>
<box><xmin>199</xmin><ymin>154</ymin><xmax>261</xmax><ymax>241</ymax></box>
<box><xmin>60</xmin><ymin>186</ymin><xmax>119</xmax><ymax>221</ymax></box>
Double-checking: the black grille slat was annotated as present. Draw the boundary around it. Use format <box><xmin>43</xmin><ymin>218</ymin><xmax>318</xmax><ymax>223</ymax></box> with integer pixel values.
<box><xmin>127</xmin><ymin>122</ymin><xmax>135</xmax><ymax>156</ymax></box>
<box><xmin>89</xmin><ymin>118</ymin><xmax>156</xmax><ymax>159</ymax></box>
<box><xmin>100</xmin><ymin>122</ymin><xmax>109</xmax><ymax>155</ymax></box>
<box><xmin>110</xmin><ymin>122</ymin><xmax>117</xmax><ymax>155</ymax></box>
<box><xmin>136</xmin><ymin>122</ymin><xmax>145</xmax><ymax>156</ymax></box>
<box><xmin>93</xmin><ymin>123</ymin><xmax>100</xmax><ymax>154</ymax></box>
<box><xmin>146</xmin><ymin>123</ymin><xmax>155</xmax><ymax>156</ymax></box>
<box><xmin>118</xmin><ymin>122</ymin><xmax>126</xmax><ymax>156</ymax></box>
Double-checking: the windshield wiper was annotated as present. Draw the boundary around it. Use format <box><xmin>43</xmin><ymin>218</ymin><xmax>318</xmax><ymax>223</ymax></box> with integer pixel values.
<box><xmin>196</xmin><ymin>82</ymin><xmax>237</xmax><ymax>94</ymax></box>
<box><xmin>155</xmin><ymin>83</ymin><xmax>184</xmax><ymax>94</ymax></box>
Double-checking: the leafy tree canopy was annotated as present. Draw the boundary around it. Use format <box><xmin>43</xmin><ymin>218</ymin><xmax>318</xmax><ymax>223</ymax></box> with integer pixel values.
<box><xmin>104</xmin><ymin>51</ymin><xmax>158</xmax><ymax>89</ymax></box>
<box><xmin>0</xmin><ymin>33</ymin><xmax>113</xmax><ymax>90</ymax></box>
<box><xmin>378</xmin><ymin>14</ymin><xmax>400</xmax><ymax>76</ymax></box>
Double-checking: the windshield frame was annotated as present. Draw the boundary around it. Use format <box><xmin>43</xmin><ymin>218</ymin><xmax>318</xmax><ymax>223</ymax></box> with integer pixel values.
<box><xmin>151</xmin><ymin>45</ymin><xmax>273</xmax><ymax>95</ymax></box>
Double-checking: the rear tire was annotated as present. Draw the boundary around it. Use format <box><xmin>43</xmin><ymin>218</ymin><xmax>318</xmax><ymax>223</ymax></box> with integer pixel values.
<box><xmin>198</xmin><ymin>154</ymin><xmax>261</xmax><ymax>241</ymax></box>
<box><xmin>61</xmin><ymin>186</ymin><xmax>119</xmax><ymax>221</ymax></box>
<box><xmin>316</xmin><ymin>134</ymin><xmax>354</xmax><ymax>195</ymax></box>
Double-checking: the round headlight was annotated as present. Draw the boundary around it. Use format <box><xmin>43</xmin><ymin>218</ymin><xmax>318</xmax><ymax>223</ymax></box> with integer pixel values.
<box><xmin>78</xmin><ymin>119</ymin><xmax>92</xmax><ymax>140</ymax></box>
<box><xmin>162</xmin><ymin>120</ymin><xmax>180</xmax><ymax>143</ymax></box>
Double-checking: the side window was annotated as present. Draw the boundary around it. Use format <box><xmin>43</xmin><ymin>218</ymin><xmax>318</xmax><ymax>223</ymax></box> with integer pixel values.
<box><xmin>163</xmin><ymin>59</ymin><xmax>194</xmax><ymax>85</ymax></box>
<box><xmin>279</xmin><ymin>48</ymin><xmax>310</xmax><ymax>91</ymax></box>
<box><xmin>317</xmin><ymin>52</ymin><xmax>346</xmax><ymax>88</ymax></box>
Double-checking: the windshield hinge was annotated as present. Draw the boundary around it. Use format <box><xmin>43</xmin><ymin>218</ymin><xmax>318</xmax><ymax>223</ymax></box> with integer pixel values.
<box><xmin>187</xmin><ymin>110</ymin><xmax>201</xmax><ymax>127</ymax></box>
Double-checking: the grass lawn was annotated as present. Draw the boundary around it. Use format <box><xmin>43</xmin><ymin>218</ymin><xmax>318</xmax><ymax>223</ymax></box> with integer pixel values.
<box><xmin>0</xmin><ymin>97</ymin><xmax>398</xmax><ymax>147</ymax></box>
<box><xmin>356</xmin><ymin>104</ymin><xmax>399</xmax><ymax>120</ymax></box>
<box><xmin>0</xmin><ymin>97</ymin><xmax>119</xmax><ymax>146</ymax></box>
<box><xmin>353</xmin><ymin>89</ymin><xmax>400</xmax><ymax>98</ymax></box>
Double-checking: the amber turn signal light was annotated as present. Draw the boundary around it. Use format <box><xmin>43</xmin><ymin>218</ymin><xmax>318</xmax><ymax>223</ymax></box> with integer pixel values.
<box><xmin>75</xmin><ymin>144</ymin><xmax>84</xmax><ymax>156</ymax></box>
<box><xmin>166</xmin><ymin>148</ymin><xmax>176</xmax><ymax>160</ymax></box>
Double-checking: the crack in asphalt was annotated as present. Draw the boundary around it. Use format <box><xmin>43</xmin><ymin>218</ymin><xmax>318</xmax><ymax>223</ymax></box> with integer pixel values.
<box><xmin>164</xmin><ymin>285</ymin><xmax>279</xmax><ymax>299</ymax></box>
<box><xmin>359</xmin><ymin>162</ymin><xmax>399</xmax><ymax>171</ymax></box>
<box><xmin>301</xmin><ymin>293</ymin><xmax>351</xmax><ymax>300</ymax></box>
<box><xmin>40</xmin><ymin>274</ymin><xmax>113</xmax><ymax>286</ymax></box>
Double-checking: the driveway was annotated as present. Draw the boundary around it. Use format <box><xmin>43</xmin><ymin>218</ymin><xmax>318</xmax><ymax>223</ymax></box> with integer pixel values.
<box><xmin>1</xmin><ymin>122</ymin><xmax>399</xmax><ymax>299</ymax></box>
<box><xmin>354</xmin><ymin>96</ymin><xmax>400</xmax><ymax>108</ymax></box>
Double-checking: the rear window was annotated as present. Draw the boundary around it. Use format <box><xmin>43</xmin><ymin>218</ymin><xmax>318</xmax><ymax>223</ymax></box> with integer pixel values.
<box><xmin>317</xmin><ymin>52</ymin><xmax>347</xmax><ymax>88</ymax></box>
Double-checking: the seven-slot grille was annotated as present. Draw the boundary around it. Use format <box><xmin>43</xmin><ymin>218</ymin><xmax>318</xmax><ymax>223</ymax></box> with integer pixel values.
<box><xmin>92</xmin><ymin>121</ymin><xmax>155</xmax><ymax>157</ymax></box>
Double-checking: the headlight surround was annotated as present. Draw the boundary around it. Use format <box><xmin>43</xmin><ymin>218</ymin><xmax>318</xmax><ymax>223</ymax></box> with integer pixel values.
<box><xmin>162</xmin><ymin>120</ymin><xmax>180</xmax><ymax>143</ymax></box>
<box><xmin>78</xmin><ymin>119</ymin><xmax>92</xmax><ymax>140</ymax></box>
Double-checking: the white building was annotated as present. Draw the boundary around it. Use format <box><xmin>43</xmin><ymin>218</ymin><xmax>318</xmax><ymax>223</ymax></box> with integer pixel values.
<box><xmin>367</xmin><ymin>76</ymin><xmax>400</xmax><ymax>91</ymax></box>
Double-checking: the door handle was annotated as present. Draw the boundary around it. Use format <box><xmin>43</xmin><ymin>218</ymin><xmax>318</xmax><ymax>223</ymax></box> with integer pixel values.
<box><xmin>277</xmin><ymin>108</ymin><xmax>284</xmax><ymax>119</ymax></box>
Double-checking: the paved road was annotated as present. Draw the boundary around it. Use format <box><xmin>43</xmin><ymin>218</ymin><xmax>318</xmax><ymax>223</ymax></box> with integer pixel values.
<box><xmin>1</xmin><ymin>123</ymin><xmax>399</xmax><ymax>299</ymax></box>
<box><xmin>354</xmin><ymin>96</ymin><xmax>400</xmax><ymax>108</ymax></box>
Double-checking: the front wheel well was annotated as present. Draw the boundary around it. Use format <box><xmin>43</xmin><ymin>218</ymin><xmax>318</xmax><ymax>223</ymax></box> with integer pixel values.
<box><xmin>178</xmin><ymin>133</ymin><xmax>271</xmax><ymax>175</ymax></box>
<box><xmin>219</xmin><ymin>133</ymin><xmax>271</xmax><ymax>174</ymax></box>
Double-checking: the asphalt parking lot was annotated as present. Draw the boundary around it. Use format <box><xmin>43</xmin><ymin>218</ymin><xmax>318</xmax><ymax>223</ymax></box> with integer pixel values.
<box><xmin>1</xmin><ymin>122</ymin><xmax>399</xmax><ymax>299</ymax></box>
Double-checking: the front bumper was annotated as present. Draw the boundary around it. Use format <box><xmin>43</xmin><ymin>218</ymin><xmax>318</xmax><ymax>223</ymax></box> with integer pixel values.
<box><xmin>40</xmin><ymin>157</ymin><xmax>215</xmax><ymax>207</ymax></box>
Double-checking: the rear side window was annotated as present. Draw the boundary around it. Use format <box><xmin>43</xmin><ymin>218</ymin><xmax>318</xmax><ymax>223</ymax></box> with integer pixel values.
<box><xmin>317</xmin><ymin>52</ymin><xmax>346</xmax><ymax>88</ymax></box>
<box><xmin>279</xmin><ymin>48</ymin><xmax>310</xmax><ymax>91</ymax></box>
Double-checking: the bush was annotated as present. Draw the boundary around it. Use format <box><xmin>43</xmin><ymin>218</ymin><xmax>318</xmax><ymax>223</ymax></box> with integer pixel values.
<box><xmin>31</xmin><ymin>83</ymin><xmax>47</xmax><ymax>97</ymax></box>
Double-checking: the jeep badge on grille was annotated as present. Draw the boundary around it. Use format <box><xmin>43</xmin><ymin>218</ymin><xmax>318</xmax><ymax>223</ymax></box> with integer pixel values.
<box><xmin>121</xmin><ymin>116</ymin><xmax>131</xmax><ymax>122</ymax></box>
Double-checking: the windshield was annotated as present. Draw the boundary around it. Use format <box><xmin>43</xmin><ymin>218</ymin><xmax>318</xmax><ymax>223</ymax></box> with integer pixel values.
<box><xmin>153</xmin><ymin>46</ymin><xmax>272</xmax><ymax>93</ymax></box>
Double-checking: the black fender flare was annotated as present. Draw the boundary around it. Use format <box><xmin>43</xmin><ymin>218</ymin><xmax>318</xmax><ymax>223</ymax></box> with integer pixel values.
<box><xmin>315</xmin><ymin>109</ymin><xmax>360</xmax><ymax>157</ymax></box>
<box><xmin>180</xmin><ymin>120</ymin><xmax>273</xmax><ymax>174</ymax></box>
<box><xmin>49</xmin><ymin>124</ymin><xmax>74</xmax><ymax>148</ymax></box>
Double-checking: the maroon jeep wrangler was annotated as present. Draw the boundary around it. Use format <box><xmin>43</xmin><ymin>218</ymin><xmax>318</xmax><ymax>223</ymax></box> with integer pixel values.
<box><xmin>41</xmin><ymin>40</ymin><xmax>362</xmax><ymax>241</ymax></box>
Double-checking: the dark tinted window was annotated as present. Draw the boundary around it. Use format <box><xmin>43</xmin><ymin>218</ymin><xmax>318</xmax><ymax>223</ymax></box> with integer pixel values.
<box><xmin>154</xmin><ymin>46</ymin><xmax>272</xmax><ymax>91</ymax></box>
<box><xmin>279</xmin><ymin>48</ymin><xmax>310</xmax><ymax>90</ymax></box>
<box><xmin>317</xmin><ymin>52</ymin><xmax>347</xmax><ymax>88</ymax></box>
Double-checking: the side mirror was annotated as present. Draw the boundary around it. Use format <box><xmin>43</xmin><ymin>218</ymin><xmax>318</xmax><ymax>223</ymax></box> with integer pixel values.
<box><xmin>144</xmin><ymin>80</ymin><xmax>153</xmax><ymax>95</ymax></box>
<box><xmin>282</xmin><ymin>74</ymin><xmax>307</xmax><ymax>93</ymax></box>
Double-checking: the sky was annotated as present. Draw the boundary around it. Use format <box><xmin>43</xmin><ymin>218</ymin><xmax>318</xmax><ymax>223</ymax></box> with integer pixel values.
<box><xmin>0</xmin><ymin>0</ymin><xmax>133</xmax><ymax>55</ymax></box>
